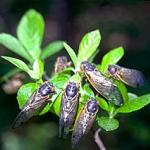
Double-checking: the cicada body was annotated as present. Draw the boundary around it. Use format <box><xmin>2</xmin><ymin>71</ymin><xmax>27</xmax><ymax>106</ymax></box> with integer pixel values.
<box><xmin>108</xmin><ymin>64</ymin><xmax>146</xmax><ymax>88</ymax></box>
<box><xmin>59</xmin><ymin>82</ymin><xmax>79</xmax><ymax>137</ymax></box>
<box><xmin>54</xmin><ymin>56</ymin><xmax>72</xmax><ymax>74</ymax></box>
<box><xmin>71</xmin><ymin>99</ymin><xmax>98</xmax><ymax>148</ymax></box>
<box><xmin>80</xmin><ymin>61</ymin><xmax>123</xmax><ymax>106</ymax></box>
<box><xmin>12</xmin><ymin>81</ymin><xmax>55</xmax><ymax>129</ymax></box>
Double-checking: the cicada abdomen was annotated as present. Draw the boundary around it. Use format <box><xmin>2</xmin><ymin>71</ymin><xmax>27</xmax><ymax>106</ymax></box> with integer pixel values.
<box><xmin>80</xmin><ymin>61</ymin><xmax>123</xmax><ymax>106</ymax></box>
<box><xmin>71</xmin><ymin>99</ymin><xmax>98</xmax><ymax>148</ymax></box>
<box><xmin>108</xmin><ymin>64</ymin><xmax>146</xmax><ymax>88</ymax></box>
<box><xmin>54</xmin><ymin>56</ymin><xmax>72</xmax><ymax>74</ymax></box>
<box><xmin>12</xmin><ymin>81</ymin><xmax>55</xmax><ymax>129</ymax></box>
<box><xmin>59</xmin><ymin>82</ymin><xmax>79</xmax><ymax>137</ymax></box>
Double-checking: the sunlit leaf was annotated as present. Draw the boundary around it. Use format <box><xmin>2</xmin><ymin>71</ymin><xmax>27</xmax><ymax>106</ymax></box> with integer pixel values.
<box><xmin>100</xmin><ymin>47</ymin><xmax>124</xmax><ymax>73</ymax></box>
<box><xmin>2</xmin><ymin>56</ymin><xmax>30</xmax><ymax>73</ymax></box>
<box><xmin>0</xmin><ymin>33</ymin><xmax>31</xmax><ymax>62</ymax></box>
<box><xmin>17</xmin><ymin>9</ymin><xmax>44</xmax><ymax>59</ymax></box>
<box><xmin>117</xmin><ymin>94</ymin><xmax>150</xmax><ymax>113</ymax></box>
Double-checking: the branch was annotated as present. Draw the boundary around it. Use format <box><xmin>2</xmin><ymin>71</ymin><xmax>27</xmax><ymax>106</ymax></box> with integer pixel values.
<box><xmin>94</xmin><ymin>128</ymin><xmax>106</xmax><ymax>150</ymax></box>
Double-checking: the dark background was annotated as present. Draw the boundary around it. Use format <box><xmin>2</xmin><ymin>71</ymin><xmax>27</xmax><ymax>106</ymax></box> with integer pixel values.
<box><xmin>0</xmin><ymin>0</ymin><xmax>150</xmax><ymax>150</ymax></box>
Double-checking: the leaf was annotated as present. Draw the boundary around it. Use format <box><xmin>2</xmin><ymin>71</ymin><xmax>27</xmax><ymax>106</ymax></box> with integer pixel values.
<box><xmin>128</xmin><ymin>93</ymin><xmax>138</xmax><ymax>101</ymax></box>
<box><xmin>17</xmin><ymin>83</ymin><xmax>37</xmax><ymax>109</ymax></box>
<box><xmin>17</xmin><ymin>9</ymin><xmax>44</xmax><ymax>59</ymax></box>
<box><xmin>63</xmin><ymin>42</ymin><xmax>77</xmax><ymax>66</ymax></box>
<box><xmin>51</xmin><ymin>92</ymin><xmax>63</xmax><ymax>116</ymax></box>
<box><xmin>115</xmin><ymin>80</ymin><xmax>128</xmax><ymax>102</ymax></box>
<box><xmin>41</xmin><ymin>41</ymin><xmax>64</xmax><ymax>60</ymax></box>
<box><xmin>100</xmin><ymin>47</ymin><xmax>124</xmax><ymax>73</ymax></box>
<box><xmin>28</xmin><ymin>60</ymin><xmax>44</xmax><ymax>79</ymax></box>
<box><xmin>97</xmin><ymin>116</ymin><xmax>119</xmax><ymax>131</ymax></box>
<box><xmin>0</xmin><ymin>33</ymin><xmax>31</xmax><ymax>62</ymax></box>
<box><xmin>96</xmin><ymin>96</ymin><xmax>109</xmax><ymax>111</ymax></box>
<box><xmin>2</xmin><ymin>56</ymin><xmax>30</xmax><ymax>73</ymax></box>
<box><xmin>50</xmin><ymin>72</ymin><xmax>71</xmax><ymax>89</ymax></box>
<box><xmin>77</xmin><ymin>30</ymin><xmax>101</xmax><ymax>63</ymax></box>
<box><xmin>117</xmin><ymin>94</ymin><xmax>150</xmax><ymax>113</ymax></box>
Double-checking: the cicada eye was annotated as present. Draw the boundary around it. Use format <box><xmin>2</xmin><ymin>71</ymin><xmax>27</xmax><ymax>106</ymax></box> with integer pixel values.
<box><xmin>87</xmin><ymin>99</ymin><xmax>98</xmax><ymax>113</ymax></box>
<box><xmin>39</xmin><ymin>82</ymin><xmax>55</xmax><ymax>96</ymax></box>
<box><xmin>108</xmin><ymin>65</ymin><xmax>118</xmax><ymax>75</ymax></box>
<box><xmin>81</xmin><ymin>61</ymin><xmax>95</xmax><ymax>71</ymax></box>
<box><xmin>65</xmin><ymin>83</ymin><xmax>78</xmax><ymax>97</ymax></box>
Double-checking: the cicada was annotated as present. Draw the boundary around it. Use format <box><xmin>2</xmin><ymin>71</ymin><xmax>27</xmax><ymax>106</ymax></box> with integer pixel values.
<box><xmin>54</xmin><ymin>56</ymin><xmax>72</xmax><ymax>74</ymax></box>
<box><xmin>80</xmin><ymin>61</ymin><xmax>123</xmax><ymax>106</ymax></box>
<box><xmin>108</xmin><ymin>64</ymin><xmax>146</xmax><ymax>88</ymax></box>
<box><xmin>12</xmin><ymin>81</ymin><xmax>55</xmax><ymax>129</ymax></box>
<box><xmin>59</xmin><ymin>82</ymin><xmax>79</xmax><ymax>137</ymax></box>
<box><xmin>71</xmin><ymin>99</ymin><xmax>98</xmax><ymax>148</ymax></box>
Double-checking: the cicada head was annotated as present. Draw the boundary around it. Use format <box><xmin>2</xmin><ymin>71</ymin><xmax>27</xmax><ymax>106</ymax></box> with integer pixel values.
<box><xmin>38</xmin><ymin>81</ymin><xmax>55</xmax><ymax>96</ymax></box>
<box><xmin>65</xmin><ymin>82</ymin><xmax>79</xmax><ymax>98</ymax></box>
<box><xmin>80</xmin><ymin>61</ymin><xmax>96</xmax><ymax>73</ymax></box>
<box><xmin>108</xmin><ymin>64</ymin><xmax>121</xmax><ymax>77</ymax></box>
<box><xmin>86</xmin><ymin>99</ymin><xmax>98</xmax><ymax>113</ymax></box>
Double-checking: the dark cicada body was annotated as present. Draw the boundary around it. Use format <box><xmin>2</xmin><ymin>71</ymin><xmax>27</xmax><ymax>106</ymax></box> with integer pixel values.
<box><xmin>80</xmin><ymin>61</ymin><xmax>123</xmax><ymax>106</ymax></box>
<box><xmin>59</xmin><ymin>82</ymin><xmax>79</xmax><ymax>137</ymax></box>
<box><xmin>12</xmin><ymin>81</ymin><xmax>55</xmax><ymax>129</ymax></box>
<box><xmin>54</xmin><ymin>56</ymin><xmax>71</xmax><ymax>74</ymax></box>
<box><xmin>108</xmin><ymin>64</ymin><xmax>146</xmax><ymax>88</ymax></box>
<box><xmin>71</xmin><ymin>99</ymin><xmax>98</xmax><ymax>148</ymax></box>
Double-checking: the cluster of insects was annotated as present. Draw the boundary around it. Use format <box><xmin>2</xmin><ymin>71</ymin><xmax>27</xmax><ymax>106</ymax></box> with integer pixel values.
<box><xmin>12</xmin><ymin>56</ymin><xmax>146</xmax><ymax>148</ymax></box>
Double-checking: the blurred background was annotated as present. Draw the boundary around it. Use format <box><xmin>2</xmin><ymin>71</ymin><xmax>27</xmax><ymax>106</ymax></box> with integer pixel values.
<box><xmin>0</xmin><ymin>0</ymin><xmax>150</xmax><ymax>149</ymax></box>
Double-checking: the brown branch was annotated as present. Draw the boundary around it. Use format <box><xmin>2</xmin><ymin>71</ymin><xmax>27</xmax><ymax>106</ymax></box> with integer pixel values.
<box><xmin>94</xmin><ymin>128</ymin><xmax>106</xmax><ymax>150</ymax></box>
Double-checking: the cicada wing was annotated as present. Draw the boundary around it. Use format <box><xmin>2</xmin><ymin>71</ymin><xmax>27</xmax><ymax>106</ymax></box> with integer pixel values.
<box><xmin>59</xmin><ymin>93</ymin><xmax>79</xmax><ymax>137</ymax></box>
<box><xmin>118</xmin><ymin>68</ymin><xmax>146</xmax><ymax>88</ymax></box>
<box><xmin>86</xmin><ymin>71</ymin><xmax>123</xmax><ymax>106</ymax></box>
<box><xmin>71</xmin><ymin>105</ymin><xmax>98</xmax><ymax>148</ymax></box>
<box><xmin>12</xmin><ymin>92</ymin><xmax>49</xmax><ymax>129</ymax></box>
<box><xmin>71</xmin><ymin>108</ymin><xmax>85</xmax><ymax>148</ymax></box>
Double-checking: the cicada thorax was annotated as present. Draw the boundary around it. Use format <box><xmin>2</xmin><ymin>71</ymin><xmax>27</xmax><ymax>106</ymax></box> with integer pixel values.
<box><xmin>108</xmin><ymin>64</ymin><xmax>146</xmax><ymax>88</ymax></box>
<box><xmin>12</xmin><ymin>81</ymin><xmax>55</xmax><ymax>129</ymax></box>
<box><xmin>54</xmin><ymin>56</ymin><xmax>72</xmax><ymax>74</ymax></box>
<box><xmin>80</xmin><ymin>61</ymin><xmax>123</xmax><ymax>106</ymax></box>
<box><xmin>59</xmin><ymin>82</ymin><xmax>79</xmax><ymax>137</ymax></box>
<box><xmin>71</xmin><ymin>99</ymin><xmax>98</xmax><ymax>148</ymax></box>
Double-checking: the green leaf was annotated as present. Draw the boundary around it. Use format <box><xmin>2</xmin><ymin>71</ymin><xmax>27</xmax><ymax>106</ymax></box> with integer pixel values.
<box><xmin>51</xmin><ymin>92</ymin><xmax>63</xmax><ymax>116</ymax></box>
<box><xmin>77</xmin><ymin>30</ymin><xmax>101</xmax><ymax>63</ymax></box>
<box><xmin>2</xmin><ymin>56</ymin><xmax>30</xmax><ymax>73</ymax></box>
<box><xmin>41</xmin><ymin>41</ymin><xmax>64</xmax><ymax>60</ymax></box>
<box><xmin>97</xmin><ymin>116</ymin><xmax>119</xmax><ymax>131</ymax></box>
<box><xmin>50</xmin><ymin>72</ymin><xmax>71</xmax><ymax>89</ymax></box>
<box><xmin>0</xmin><ymin>33</ymin><xmax>31</xmax><ymax>62</ymax></box>
<box><xmin>17</xmin><ymin>83</ymin><xmax>37</xmax><ymax>109</ymax></box>
<box><xmin>28</xmin><ymin>60</ymin><xmax>44</xmax><ymax>79</ymax></box>
<box><xmin>117</xmin><ymin>94</ymin><xmax>150</xmax><ymax>113</ymax></box>
<box><xmin>63</xmin><ymin>42</ymin><xmax>77</xmax><ymax>66</ymax></box>
<box><xmin>128</xmin><ymin>93</ymin><xmax>138</xmax><ymax>101</ymax></box>
<box><xmin>115</xmin><ymin>80</ymin><xmax>128</xmax><ymax>102</ymax></box>
<box><xmin>17</xmin><ymin>9</ymin><xmax>44</xmax><ymax>60</ymax></box>
<box><xmin>100</xmin><ymin>47</ymin><xmax>124</xmax><ymax>73</ymax></box>
<box><xmin>96</xmin><ymin>96</ymin><xmax>109</xmax><ymax>111</ymax></box>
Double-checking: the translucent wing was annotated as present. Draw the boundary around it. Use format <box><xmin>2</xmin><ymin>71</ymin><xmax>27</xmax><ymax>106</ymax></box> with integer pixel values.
<box><xmin>71</xmin><ymin>99</ymin><xmax>98</xmax><ymax>148</ymax></box>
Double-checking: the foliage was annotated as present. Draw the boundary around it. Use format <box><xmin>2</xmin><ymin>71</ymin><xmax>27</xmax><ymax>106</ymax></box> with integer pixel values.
<box><xmin>1</xmin><ymin>9</ymin><xmax>150</xmax><ymax>135</ymax></box>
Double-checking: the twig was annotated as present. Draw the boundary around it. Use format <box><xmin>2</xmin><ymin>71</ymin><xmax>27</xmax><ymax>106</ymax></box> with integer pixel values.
<box><xmin>94</xmin><ymin>128</ymin><xmax>106</xmax><ymax>150</ymax></box>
